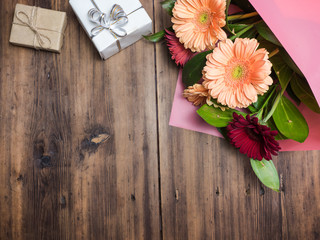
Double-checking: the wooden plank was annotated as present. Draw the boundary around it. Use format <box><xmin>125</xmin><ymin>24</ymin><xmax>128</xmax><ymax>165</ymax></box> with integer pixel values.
<box><xmin>153</xmin><ymin>1</ymin><xmax>320</xmax><ymax>239</ymax></box>
<box><xmin>278</xmin><ymin>151</ymin><xmax>320</xmax><ymax>240</ymax></box>
<box><xmin>0</xmin><ymin>0</ymin><xmax>161</xmax><ymax>239</ymax></box>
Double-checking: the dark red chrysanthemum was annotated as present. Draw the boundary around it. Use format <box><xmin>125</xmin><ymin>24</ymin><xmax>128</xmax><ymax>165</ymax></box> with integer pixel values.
<box><xmin>227</xmin><ymin>112</ymin><xmax>281</xmax><ymax>161</ymax></box>
<box><xmin>165</xmin><ymin>29</ymin><xmax>194</xmax><ymax>66</ymax></box>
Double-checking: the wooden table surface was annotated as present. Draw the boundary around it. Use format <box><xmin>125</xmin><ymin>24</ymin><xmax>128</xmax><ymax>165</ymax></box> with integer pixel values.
<box><xmin>1</xmin><ymin>0</ymin><xmax>320</xmax><ymax>239</ymax></box>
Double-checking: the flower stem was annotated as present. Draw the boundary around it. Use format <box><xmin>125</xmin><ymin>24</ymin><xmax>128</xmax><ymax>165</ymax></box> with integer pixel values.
<box><xmin>263</xmin><ymin>92</ymin><xmax>281</xmax><ymax>123</ymax></box>
<box><xmin>269</xmin><ymin>48</ymin><xmax>280</xmax><ymax>58</ymax></box>
<box><xmin>263</xmin><ymin>78</ymin><xmax>291</xmax><ymax>122</ymax></box>
<box><xmin>261</xmin><ymin>86</ymin><xmax>277</xmax><ymax>110</ymax></box>
<box><xmin>256</xmin><ymin>110</ymin><xmax>263</xmax><ymax>120</ymax></box>
<box><xmin>228</xmin><ymin>12</ymin><xmax>259</xmax><ymax>21</ymax></box>
<box><xmin>256</xmin><ymin>86</ymin><xmax>277</xmax><ymax>120</ymax></box>
<box><xmin>230</xmin><ymin>24</ymin><xmax>254</xmax><ymax>41</ymax></box>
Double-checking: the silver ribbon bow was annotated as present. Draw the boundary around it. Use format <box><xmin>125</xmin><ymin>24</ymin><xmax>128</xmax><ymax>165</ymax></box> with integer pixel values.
<box><xmin>88</xmin><ymin>4</ymin><xmax>128</xmax><ymax>38</ymax></box>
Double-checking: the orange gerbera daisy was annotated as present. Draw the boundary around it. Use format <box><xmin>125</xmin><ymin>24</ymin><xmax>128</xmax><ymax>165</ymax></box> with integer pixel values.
<box><xmin>202</xmin><ymin>38</ymin><xmax>273</xmax><ymax>108</ymax></box>
<box><xmin>183</xmin><ymin>83</ymin><xmax>211</xmax><ymax>106</ymax></box>
<box><xmin>172</xmin><ymin>0</ymin><xmax>227</xmax><ymax>52</ymax></box>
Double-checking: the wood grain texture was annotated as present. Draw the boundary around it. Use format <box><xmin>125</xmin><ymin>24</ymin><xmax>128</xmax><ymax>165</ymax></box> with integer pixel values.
<box><xmin>1</xmin><ymin>0</ymin><xmax>320</xmax><ymax>239</ymax></box>
<box><xmin>0</xmin><ymin>0</ymin><xmax>160</xmax><ymax>239</ymax></box>
<box><xmin>153</xmin><ymin>1</ymin><xmax>320</xmax><ymax>240</ymax></box>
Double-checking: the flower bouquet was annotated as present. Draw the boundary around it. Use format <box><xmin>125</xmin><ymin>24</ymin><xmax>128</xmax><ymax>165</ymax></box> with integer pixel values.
<box><xmin>145</xmin><ymin>0</ymin><xmax>320</xmax><ymax>192</ymax></box>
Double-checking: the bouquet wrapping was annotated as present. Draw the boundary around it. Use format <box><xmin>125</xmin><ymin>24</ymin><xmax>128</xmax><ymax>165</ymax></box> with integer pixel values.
<box><xmin>146</xmin><ymin>0</ymin><xmax>320</xmax><ymax>192</ymax></box>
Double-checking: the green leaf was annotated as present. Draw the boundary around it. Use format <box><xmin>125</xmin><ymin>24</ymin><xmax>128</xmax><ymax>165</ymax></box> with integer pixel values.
<box><xmin>197</xmin><ymin>104</ymin><xmax>245</xmax><ymax>128</ymax></box>
<box><xmin>228</xmin><ymin>24</ymin><xmax>249</xmax><ymax>34</ymax></box>
<box><xmin>217</xmin><ymin>127</ymin><xmax>229</xmax><ymax>140</ymax></box>
<box><xmin>226</xmin><ymin>0</ymin><xmax>231</xmax><ymax>15</ymax></box>
<box><xmin>231</xmin><ymin>0</ymin><xmax>255</xmax><ymax>12</ymax></box>
<box><xmin>253</xmin><ymin>94</ymin><xmax>268</xmax><ymax>110</ymax></box>
<box><xmin>257</xmin><ymin>38</ymin><xmax>279</xmax><ymax>53</ymax></box>
<box><xmin>247</xmin><ymin>105</ymin><xmax>257</xmax><ymax>113</ymax></box>
<box><xmin>277</xmin><ymin>66</ymin><xmax>293</xmax><ymax>89</ymax></box>
<box><xmin>256</xmin><ymin>22</ymin><xmax>282</xmax><ymax>46</ymax></box>
<box><xmin>238</xmin><ymin>27</ymin><xmax>257</xmax><ymax>39</ymax></box>
<box><xmin>253</xmin><ymin>85</ymin><xmax>275</xmax><ymax>110</ymax></box>
<box><xmin>291</xmin><ymin>74</ymin><xmax>320</xmax><ymax>113</ymax></box>
<box><xmin>224</xmin><ymin>0</ymin><xmax>235</xmax><ymax>35</ymax></box>
<box><xmin>160</xmin><ymin>0</ymin><xmax>176</xmax><ymax>16</ymax></box>
<box><xmin>230</xmin><ymin>24</ymin><xmax>255</xmax><ymax>41</ymax></box>
<box><xmin>280</xmin><ymin>49</ymin><xmax>304</xmax><ymax>77</ymax></box>
<box><xmin>182</xmin><ymin>50</ymin><xmax>212</xmax><ymax>87</ymax></box>
<box><xmin>234</xmin><ymin>15</ymin><xmax>261</xmax><ymax>25</ymax></box>
<box><xmin>272</xmin><ymin>58</ymin><xmax>293</xmax><ymax>89</ymax></box>
<box><xmin>250</xmin><ymin>159</ymin><xmax>280</xmax><ymax>192</ymax></box>
<box><xmin>286</xmin><ymin>82</ymin><xmax>301</xmax><ymax>106</ymax></box>
<box><xmin>143</xmin><ymin>30</ymin><xmax>165</xmax><ymax>42</ymax></box>
<box><xmin>273</xmin><ymin>96</ymin><xmax>309</xmax><ymax>142</ymax></box>
<box><xmin>267</xmin><ymin>119</ymin><xmax>288</xmax><ymax>140</ymax></box>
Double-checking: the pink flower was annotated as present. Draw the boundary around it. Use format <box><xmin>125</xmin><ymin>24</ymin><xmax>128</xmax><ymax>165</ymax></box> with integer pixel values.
<box><xmin>165</xmin><ymin>29</ymin><xmax>194</xmax><ymax>66</ymax></box>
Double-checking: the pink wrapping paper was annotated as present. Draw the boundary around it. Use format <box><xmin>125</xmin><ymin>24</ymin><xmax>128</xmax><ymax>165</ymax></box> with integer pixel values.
<box><xmin>170</xmin><ymin>71</ymin><xmax>320</xmax><ymax>151</ymax></box>
<box><xmin>248</xmin><ymin>0</ymin><xmax>320</xmax><ymax>105</ymax></box>
<box><xmin>169</xmin><ymin>1</ymin><xmax>320</xmax><ymax>151</ymax></box>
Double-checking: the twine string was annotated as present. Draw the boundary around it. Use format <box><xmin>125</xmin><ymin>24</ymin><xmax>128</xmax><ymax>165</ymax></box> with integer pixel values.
<box><xmin>15</xmin><ymin>7</ymin><xmax>52</xmax><ymax>49</ymax></box>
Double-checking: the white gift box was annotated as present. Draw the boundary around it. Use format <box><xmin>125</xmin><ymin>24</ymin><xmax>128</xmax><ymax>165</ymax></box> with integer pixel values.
<box><xmin>69</xmin><ymin>0</ymin><xmax>152</xmax><ymax>60</ymax></box>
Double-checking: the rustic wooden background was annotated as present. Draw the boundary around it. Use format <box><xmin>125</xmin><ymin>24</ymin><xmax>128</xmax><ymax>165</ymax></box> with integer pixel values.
<box><xmin>1</xmin><ymin>0</ymin><xmax>320</xmax><ymax>239</ymax></box>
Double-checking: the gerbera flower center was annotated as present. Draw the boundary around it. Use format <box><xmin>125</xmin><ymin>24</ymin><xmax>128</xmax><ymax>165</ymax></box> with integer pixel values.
<box><xmin>225</xmin><ymin>59</ymin><xmax>249</xmax><ymax>83</ymax></box>
<box><xmin>199</xmin><ymin>12</ymin><xmax>209</xmax><ymax>24</ymax></box>
<box><xmin>245</xmin><ymin>128</ymin><xmax>261</xmax><ymax>142</ymax></box>
<box><xmin>232</xmin><ymin>65</ymin><xmax>244</xmax><ymax>79</ymax></box>
<box><xmin>194</xmin><ymin>9</ymin><xmax>212</xmax><ymax>29</ymax></box>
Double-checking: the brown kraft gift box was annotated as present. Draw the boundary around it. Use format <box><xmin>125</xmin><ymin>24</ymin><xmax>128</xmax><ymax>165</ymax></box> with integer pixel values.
<box><xmin>9</xmin><ymin>3</ymin><xmax>67</xmax><ymax>53</ymax></box>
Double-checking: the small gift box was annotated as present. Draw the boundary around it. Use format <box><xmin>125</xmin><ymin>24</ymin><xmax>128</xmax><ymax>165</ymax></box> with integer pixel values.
<box><xmin>9</xmin><ymin>4</ymin><xmax>67</xmax><ymax>53</ymax></box>
<box><xmin>69</xmin><ymin>0</ymin><xmax>152</xmax><ymax>60</ymax></box>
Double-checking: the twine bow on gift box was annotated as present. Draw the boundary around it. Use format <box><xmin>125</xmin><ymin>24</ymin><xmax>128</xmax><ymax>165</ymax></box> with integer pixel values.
<box><xmin>88</xmin><ymin>4</ymin><xmax>128</xmax><ymax>50</ymax></box>
<box><xmin>15</xmin><ymin>7</ymin><xmax>52</xmax><ymax>49</ymax></box>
